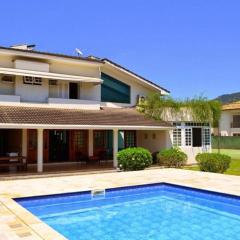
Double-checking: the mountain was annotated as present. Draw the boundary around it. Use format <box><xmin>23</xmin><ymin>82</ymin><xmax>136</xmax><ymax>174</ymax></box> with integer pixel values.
<box><xmin>215</xmin><ymin>92</ymin><xmax>240</xmax><ymax>104</ymax></box>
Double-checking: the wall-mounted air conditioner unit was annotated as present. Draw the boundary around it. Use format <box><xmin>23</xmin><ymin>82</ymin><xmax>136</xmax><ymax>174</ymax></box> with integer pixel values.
<box><xmin>1</xmin><ymin>75</ymin><xmax>14</xmax><ymax>83</ymax></box>
<box><xmin>137</xmin><ymin>94</ymin><xmax>146</xmax><ymax>104</ymax></box>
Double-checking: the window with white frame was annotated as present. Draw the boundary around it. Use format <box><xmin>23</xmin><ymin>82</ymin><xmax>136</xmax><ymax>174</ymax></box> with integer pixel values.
<box><xmin>203</xmin><ymin>128</ymin><xmax>210</xmax><ymax>146</ymax></box>
<box><xmin>173</xmin><ymin>128</ymin><xmax>182</xmax><ymax>146</ymax></box>
<box><xmin>23</xmin><ymin>76</ymin><xmax>42</xmax><ymax>85</ymax></box>
<box><xmin>185</xmin><ymin>128</ymin><xmax>192</xmax><ymax>146</ymax></box>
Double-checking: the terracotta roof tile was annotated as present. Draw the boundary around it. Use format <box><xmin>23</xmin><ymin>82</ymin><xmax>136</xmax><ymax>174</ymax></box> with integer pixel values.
<box><xmin>222</xmin><ymin>101</ymin><xmax>240</xmax><ymax>110</ymax></box>
<box><xmin>0</xmin><ymin>106</ymin><xmax>171</xmax><ymax>127</ymax></box>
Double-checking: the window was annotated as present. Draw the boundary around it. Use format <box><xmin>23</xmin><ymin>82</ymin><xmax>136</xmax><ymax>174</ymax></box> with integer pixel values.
<box><xmin>23</xmin><ymin>76</ymin><xmax>42</xmax><ymax>85</ymax></box>
<box><xmin>203</xmin><ymin>128</ymin><xmax>210</xmax><ymax>146</ymax></box>
<box><xmin>49</xmin><ymin>80</ymin><xmax>58</xmax><ymax>86</ymax></box>
<box><xmin>173</xmin><ymin>122</ymin><xmax>181</xmax><ymax>126</ymax></box>
<box><xmin>2</xmin><ymin>75</ymin><xmax>14</xmax><ymax>83</ymax></box>
<box><xmin>192</xmin><ymin>128</ymin><xmax>202</xmax><ymax>147</ymax></box>
<box><xmin>232</xmin><ymin>115</ymin><xmax>240</xmax><ymax>128</ymax></box>
<box><xmin>233</xmin><ymin>115</ymin><xmax>240</xmax><ymax>122</ymax></box>
<box><xmin>173</xmin><ymin>129</ymin><xmax>181</xmax><ymax>146</ymax></box>
<box><xmin>185</xmin><ymin>122</ymin><xmax>209</xmax><ymax>127</ymax></box>
<box><xmin>94</xmin><ymin>131</ymin><xmax>105</xmax><ymax>148</ymax></box>
<box><xmin>233</xmin><ymin>133</ymin><xmax>240</xmax><ymax>136</ymax></box>
<box><xmin>124</xmin><ymin>131</ymin><xmax>136</xmax><ymax>148</ymax></box>
<box><xmin>101</xmin><ymin>73</ymin><xmax>130</xmax><ymax>103</ymax></box>
<box><xmin>185</xmin><ymin>128</ymin><xmax>192</xmax><ymax>146</ymax></box>
<box><xmin>74</xmin><ymin>131</ymin><xmax>86</xmax><ymax>151</ymax></box>
<box><xmin>69</xmin><ymin>82</ymin><xmax>79</xmax><ymax>99</ymax></box>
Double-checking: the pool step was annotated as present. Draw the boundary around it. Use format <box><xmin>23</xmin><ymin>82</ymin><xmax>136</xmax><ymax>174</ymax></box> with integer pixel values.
<box><xmin>91</xmin><ymin>189</ymin><xmax>106</xmax><ymax>199</ymax></box>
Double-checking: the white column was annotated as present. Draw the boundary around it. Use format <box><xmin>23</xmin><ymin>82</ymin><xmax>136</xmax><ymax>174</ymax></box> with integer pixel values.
<box><xmin>22</xmin><ymin>129</ymin><xmax>27</xmax><ymax>156</ymax></box>
<box><xmin>113</xmin><ymin>129</ymin><xmax>118</xmax><ymax>168</ymax></box>
<box><xmin>37</xmin><ymin>129</ymin><xmax>43</xmax><ymax>172</ymax></box>
<box><xmin>88</xmin><ymin>129</ymin><xmax>93</xmax><ymax>156</ymax></box>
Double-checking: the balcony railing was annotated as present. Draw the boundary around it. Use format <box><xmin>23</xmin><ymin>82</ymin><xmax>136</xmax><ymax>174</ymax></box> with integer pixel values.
<box><xmin>231</xmin><ymin>122</ymin><xmax>240</xmax><ymax>128</ymax></box>
<box><xmin>48</xmin><ymin>98</ymin><xmax>100</xmax><ymax>110</ymax></box>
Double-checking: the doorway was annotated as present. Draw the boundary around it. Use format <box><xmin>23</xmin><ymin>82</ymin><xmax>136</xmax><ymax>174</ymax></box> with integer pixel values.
<box><xmin>49</xmin><ymin>130</ymin><xmax>69</xmax><ymax>162</ymax></box>
<box><xmin>93</xmin><ymin>130</ymin><xmax>113</xmax><ymax>160</ymax></box>
<box><xmin>69</xmin><ymin>82</ymin><xmax>79</xmax><ymax>99</ymax></box>
<box><xmin>192</xmin><ymin>128</ymin><xmax>202</xmax><ymax>147</ymax></box>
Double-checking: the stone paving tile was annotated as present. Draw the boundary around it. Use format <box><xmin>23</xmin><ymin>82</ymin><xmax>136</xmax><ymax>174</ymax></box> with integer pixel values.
<box><xmin>0</xmin><ymin>168</ymin><xmax>239</xmax><ymax>239</ymax></box>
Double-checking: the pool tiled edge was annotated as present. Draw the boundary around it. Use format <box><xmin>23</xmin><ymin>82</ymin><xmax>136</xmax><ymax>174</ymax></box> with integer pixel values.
<box><xmin>0</xmin><ymin>196</ymin><xmax>66</xmax><ymax>240</ymax></box>
<box><xmin>0</xmin><ymin>168</ymin><xmax>240</xmax><ymax>239</ymax></box>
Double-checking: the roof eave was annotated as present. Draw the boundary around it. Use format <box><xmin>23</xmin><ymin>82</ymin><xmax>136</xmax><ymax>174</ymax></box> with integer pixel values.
<box><xmin>0</xmin><ymin>123</ymin><xmax>173</xmax><ymax>130</ymax></box>
<box><xmin>102</xmin><ymin>58</ymin><xmax>170</xmax><ymax>94</ymax></box>
<box><xmin>0</xmin><ymin>46</ymin><xmax>104</xmax><ymax>66</ymax></box>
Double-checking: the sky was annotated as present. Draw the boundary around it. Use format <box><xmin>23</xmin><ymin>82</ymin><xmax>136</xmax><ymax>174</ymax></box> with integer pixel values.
<box><xmin>0</xmin><ymin>0</ymin><xmax>239</xmax><ymax>99</ymax></box>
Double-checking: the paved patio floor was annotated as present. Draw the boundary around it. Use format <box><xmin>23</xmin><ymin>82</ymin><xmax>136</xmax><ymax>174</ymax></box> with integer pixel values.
<box><xmin>0</xmin><ymin>168</ymin><xmax>239</xmax><ymax>239</ymax></box>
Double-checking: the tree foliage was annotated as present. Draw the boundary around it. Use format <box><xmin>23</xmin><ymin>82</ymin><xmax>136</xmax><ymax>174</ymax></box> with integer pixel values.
<box><xmin>137</xmin><ymin>93</ymin><xmax>221</xmax><ymax>127</ymax></box>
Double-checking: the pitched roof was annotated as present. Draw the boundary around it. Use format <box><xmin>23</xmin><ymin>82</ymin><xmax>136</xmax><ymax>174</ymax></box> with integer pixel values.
<box><xmin>0</xmin><ymin>106</ymin><xmax>171</xmax><ymax>128</ymax></box>
<box><xmin>222</xmin><ymin>101</ymin><xmax>240</xmax><ymax>110</ymax></box>
<box><xmin>102</xmin><ymin>58</ymin><xmax>170</xmax><ymax>93</ymax></box>
<box><xmin>0</xmin><ymin>46</ymin><xmax>103</xmax><ymax>63</ymax></box>
<box><xmin>0</xmin><ymin>46</ymin><xmax>170</xmax><ymax>94</ymax></box>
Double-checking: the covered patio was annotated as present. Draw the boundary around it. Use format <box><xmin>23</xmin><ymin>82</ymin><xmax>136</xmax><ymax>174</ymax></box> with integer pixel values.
<box><xmin>0</xmin><ymin>105</ymin><xmax>172</xmax><ymax>174</ymax></box>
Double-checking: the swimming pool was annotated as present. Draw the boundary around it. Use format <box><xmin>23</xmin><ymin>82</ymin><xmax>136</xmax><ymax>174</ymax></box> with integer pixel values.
<box><xmin>15</xmin><ymin>183</ymin><xmax>240</xmax><ymax>240</ymax></box>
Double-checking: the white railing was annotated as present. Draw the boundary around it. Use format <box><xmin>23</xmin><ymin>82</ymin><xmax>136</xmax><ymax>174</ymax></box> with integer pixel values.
<box><xmin>0</xmin><ymin>94</ymin><xmax>20</xmax><ymax>103</ymax></box>
<box><xmin>48</xmin><ymin>98</ymin><xmax>100</xmax><ymax>110</ymax></box>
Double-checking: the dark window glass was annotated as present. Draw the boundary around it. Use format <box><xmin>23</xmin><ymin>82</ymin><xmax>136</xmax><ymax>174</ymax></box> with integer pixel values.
<box><xmin>192</xmin><ymin>128</ymin><xmax>202</xmax><ymax>147</ymax></box>
<box><xmin>69</xmin><ymin>82</ymin><xmax>78</xmax><ymax>99</ymax></box>
<box><xmin>124</xmin><ymin>130</ymin><xmax>136</xmax><ymax>148</ymax></box>
<box><xmin>101</xmin><ymin>73</ymin><xmax>130</xmax><ymax>103</ymax></box>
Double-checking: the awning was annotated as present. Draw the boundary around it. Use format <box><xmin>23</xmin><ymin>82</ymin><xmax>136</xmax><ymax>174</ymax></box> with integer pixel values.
<box><xmin>0</xmin><ymin>67</ymin><xmax>103</xmax><ymax>83</ymax></box>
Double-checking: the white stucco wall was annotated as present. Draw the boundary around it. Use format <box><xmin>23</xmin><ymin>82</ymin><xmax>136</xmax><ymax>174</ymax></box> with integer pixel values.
<box><xmin>50</xmin><ymin>61</ymin><xmax>100</xmax><ymax>78</ymax></box>
<box><xmin>0</xmin><ymin>94</ymin><xmax>20</xmax><ymax>102</ymax></box>
<box><xmin>15</xmin><ymin>76</ymin><xmax>49</xmax><ymax>103</ymax></box>
<box><xmin>0</xmin><ymin>53</ymin><xmax>102</xmax><ymax>104</ymax></box>
<box><xmin>0</xmin><ymin>55</ymin><xmax>13</xmax><ymax>68</ymax></box>
<box><xmin>49</xmin><ymin>80</ymin><xmax>69</xmax><ymax>99</ymax></box>
<box><xmin>80</xmin><ymin>83</ymin><xmax>101</xmax><ymax>101</ymax></box>
<box><xmin>219</xmin><ymin>111</ymin><xmax>232</xmax><ymax>136</ymax></box>
<box><xmin>219</xmin><ymin>110</ymin><xmax>240</xmax><ymax>136</ymax></box>
<box><xmin>179</xmin><ymin>146</ymin><xmax>211</xmax><ymax>164</ymax></box>
<box><xmin>137</xmin><ymin>130</ymin><xmax>170</xmax><ymax>153</ymax></box>
<box><xmin>14</xmin><ymin>60</ymin><xmax>49</xmax><ymax>72</ymax></box>
<box><xmin>0</xmin><ymin>78</ymin><xmax>15</xmax><ymax>95</ymax></box>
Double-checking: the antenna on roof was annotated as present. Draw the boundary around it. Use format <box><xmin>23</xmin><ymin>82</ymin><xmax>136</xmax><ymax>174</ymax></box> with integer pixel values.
<box><xmin>75</xmin><ymin>48</ymin><xmax>83</xmax><ymax>56</ymax></box>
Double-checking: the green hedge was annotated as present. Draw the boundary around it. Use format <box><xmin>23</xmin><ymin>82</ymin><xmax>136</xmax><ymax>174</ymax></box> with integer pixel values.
<box><xmin>157</xmin><ymin>148</ymin><xmax>187</xmax><ymax>168</ymax></box>
<box><xmin>117</xmin><ymin>147</ymin><xmax>152</xmax><ymax>171</ymax></box>
<box><xmin>196</xmin><ymin>153</ymin><xmax>231</xmax><ymax>173</ymax></box>
<box><xmin>212</xmin><ymin>136</ymin><xmax>240</xmax><ymax>149</ymax></box>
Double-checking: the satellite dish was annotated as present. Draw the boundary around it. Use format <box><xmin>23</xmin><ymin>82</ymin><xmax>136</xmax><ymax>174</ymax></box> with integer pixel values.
<box><xmin>75</xmin><ymin>48</ymin><xmax>83</xmax><ymax>56</ymax></box>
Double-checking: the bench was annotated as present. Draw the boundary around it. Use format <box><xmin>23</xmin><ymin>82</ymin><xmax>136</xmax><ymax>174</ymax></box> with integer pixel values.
<box><xmin>0</xmin><ymin>156</ymin><xmax>27</xmax><ymax>171</ymax></box>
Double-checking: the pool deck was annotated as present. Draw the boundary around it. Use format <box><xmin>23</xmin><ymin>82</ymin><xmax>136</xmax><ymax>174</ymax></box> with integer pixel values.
<box><xmin>0</xmin><ymin>168</ymin><xmax>240</xmax><ymax>239</ymax></box>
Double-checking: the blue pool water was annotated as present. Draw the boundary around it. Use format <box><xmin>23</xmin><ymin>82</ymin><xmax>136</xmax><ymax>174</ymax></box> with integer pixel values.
<box><xmin>15</xmin><ymin>183</ymin><xmax>240</xmax><ymax>240</ymax></box>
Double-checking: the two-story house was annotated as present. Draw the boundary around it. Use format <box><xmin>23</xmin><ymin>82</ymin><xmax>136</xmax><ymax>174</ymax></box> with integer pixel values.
<box><xmin>0</xmin><ymin>44</ymin><xmax>211</xmax><ymax>173</ymax></box>
<box><xmin>217</xmin><ymin>101</ymin><xmax>240</xmax><ymax>136</ymax></box>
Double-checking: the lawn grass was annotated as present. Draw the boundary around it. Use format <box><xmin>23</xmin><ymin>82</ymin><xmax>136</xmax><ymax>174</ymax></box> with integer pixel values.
<box><xmin>212</xmin><ymin>149</ymin><xmax>240</xmax><ymax>159</ymax></box>
<box><xmin>184</xmin><ymin>149</ymin><xmax>240</xmax><ymax>176</ymax></box>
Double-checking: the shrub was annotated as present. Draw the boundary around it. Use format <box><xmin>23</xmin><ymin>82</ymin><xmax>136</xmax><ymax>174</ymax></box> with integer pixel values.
<box><xmin>196</xmin><ymin>153</ymin><xmax>231</xmax><ymax>173</ymax></box>
<box><xmin>117</xmin><ymin>147</ymin><xmax>152</xmax><ymax>171</ymax></box>
<box><xmin>157</xmin><ymin>148</ymin><xmax>187</xmax><ymax>168</ymax></box>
